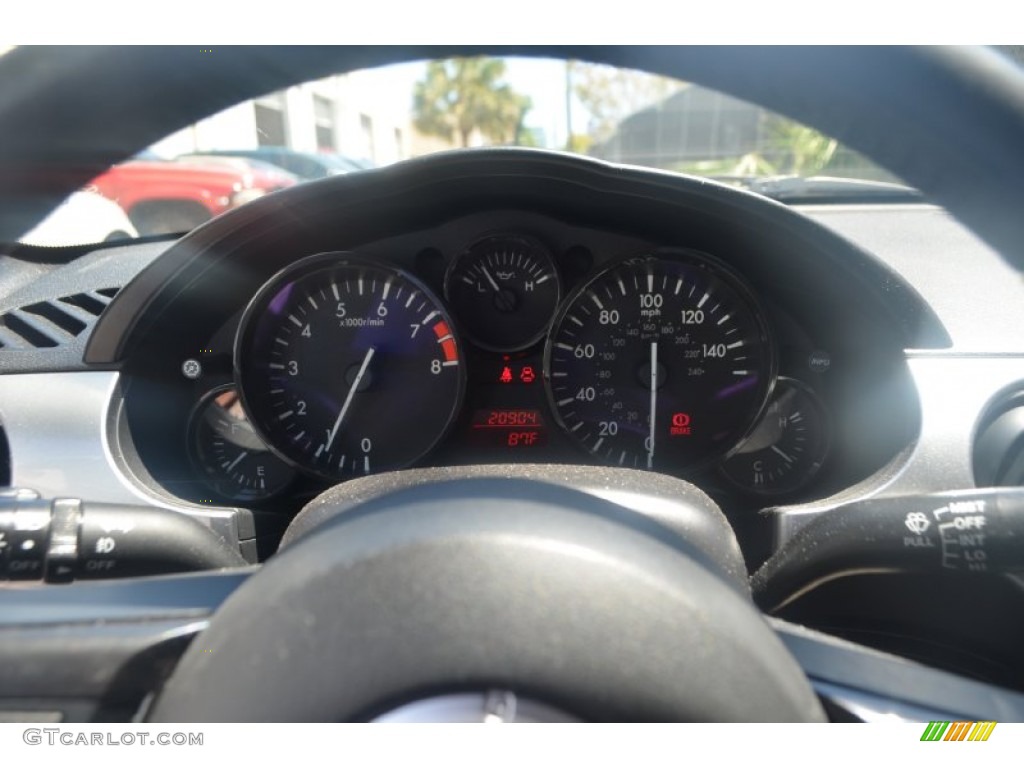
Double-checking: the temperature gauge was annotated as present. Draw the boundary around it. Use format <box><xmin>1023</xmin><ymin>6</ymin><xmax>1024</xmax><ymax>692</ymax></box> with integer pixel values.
<box><xmin>445</xmin><ymin>234</ymin><xmax>561</xmax><ymax>352</ymax></box>
<box><xmin>721</xmin><ymin>377</ymin><xmax>828</xmax><ymax>496</ymax></box>
<box><xmin>189</xmin><ymin>386</ymin><xmax>296</xmax><ymax>502</ymax></box>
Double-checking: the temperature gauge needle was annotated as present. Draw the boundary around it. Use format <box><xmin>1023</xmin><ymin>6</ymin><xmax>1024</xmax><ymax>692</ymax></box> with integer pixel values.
<box><xmin>325</xmin><ymin>346</ymin><xmax>375</xmax><ymax>452</ymax></box>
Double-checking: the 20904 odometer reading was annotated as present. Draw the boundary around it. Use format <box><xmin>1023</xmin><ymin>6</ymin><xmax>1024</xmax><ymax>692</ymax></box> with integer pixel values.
<box><xmin>235</xmin><ymin>253</ymin><xmax>464</xmax><ymax>480</ymax></box>
<box><xmin>545</xmin><ymin>251</ymin><xmax>774</xmax><ymax>471</ymax></box>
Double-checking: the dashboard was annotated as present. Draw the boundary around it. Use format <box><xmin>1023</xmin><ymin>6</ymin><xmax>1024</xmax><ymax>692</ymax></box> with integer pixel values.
<box><xmin>5</xmin><ymin>146</ymin><xmax>1024</xmax><ymax>718</ymax></box>
<box><xmin>7</xmin><ymin>45</ymin><xmax>1024</xmax><ymax>724</ymax></box>
<box><xmin>92</xmin><ymin>151</ymin><xmax>941</xmax><ymax>567</ymax></box>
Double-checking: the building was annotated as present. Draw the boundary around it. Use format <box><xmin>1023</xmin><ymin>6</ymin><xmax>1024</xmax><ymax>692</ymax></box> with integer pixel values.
<box><xmin>149</xmin><ymin>69</ymin><xmax>442</xmax><ymax>167</ymax></box>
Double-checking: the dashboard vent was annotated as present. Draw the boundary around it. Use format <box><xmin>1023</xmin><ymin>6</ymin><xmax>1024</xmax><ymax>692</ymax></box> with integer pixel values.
<box><xmin>0</xmin><ymin>287</ymin><xmax>120</xmax><ymax>350</ymax></box>
<box><xmin>974</xmin><ymin>389</ymin><xmax>1024</xmax><ymax>487</ymax></box>
<box><xmin>0</xmin><ymin>423</ymin><xmax>8</xmax><ymax>487</ymax></box>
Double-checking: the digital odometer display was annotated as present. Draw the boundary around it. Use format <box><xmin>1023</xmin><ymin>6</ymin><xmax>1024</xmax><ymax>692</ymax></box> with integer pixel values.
<box><xmin>235</xmin><ymin>253</ymin><xmax>465</xmax><ymax>480</ymax></box>
<box><xmin>470</xmin><ymin>408</ymin><xmax>547</xmax><ymax>448</ymax></box>
<box><xmin>544</xmin><ymin>251</ymin><xmax>774</xmax><ymax>472</ymax></box>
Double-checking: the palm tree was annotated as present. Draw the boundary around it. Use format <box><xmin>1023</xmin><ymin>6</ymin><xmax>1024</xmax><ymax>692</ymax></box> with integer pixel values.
<box><xmin>413</xmin><ymin>58</ymin><xmax>531</xmax><ymax>148</ymax></box>
<box><xmin>764</xmin><ymin>116</ymin><xmax>839</xmax><ymax>175</ymax></box>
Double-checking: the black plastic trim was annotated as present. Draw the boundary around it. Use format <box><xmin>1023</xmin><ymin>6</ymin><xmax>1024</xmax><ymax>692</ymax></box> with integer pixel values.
<box><xmin>772</xmin><ymin>618</ymin><xmax>1024</xmax><ymax>721</ymax></box>
<box><xmin>86</xmin><ymin>150</ymin><xmax>950</xmax><ymax>367</ymax></box>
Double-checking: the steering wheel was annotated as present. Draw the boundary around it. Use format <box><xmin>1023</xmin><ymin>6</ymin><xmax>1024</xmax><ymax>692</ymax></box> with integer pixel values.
<box><xmin>149</xmin><ymin>470</ymin><xmax>826</xmax><ymax>721</ymax></box>
<box><xmin>3</xmin><ymin>45</ymin><xmax>1024</xmax><ymax>722</ymax></box>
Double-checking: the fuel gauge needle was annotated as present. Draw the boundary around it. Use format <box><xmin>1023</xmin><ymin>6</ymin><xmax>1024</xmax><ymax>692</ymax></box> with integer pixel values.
<box><xmin>225</xmin><ymin>451</ymin><xmax>248</xmax><ymax>473</ymax></box>
<box><xmin>325</xmin><ymin>346</ymin><xmax>375</xmax><ymax>452</ymax></box>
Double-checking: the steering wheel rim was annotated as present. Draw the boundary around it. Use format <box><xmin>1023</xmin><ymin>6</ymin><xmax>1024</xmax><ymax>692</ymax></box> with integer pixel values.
<box><xmin>147</xmin><ymin>477</ymin><xmax>826</xmax><ymax>722</ymax></box>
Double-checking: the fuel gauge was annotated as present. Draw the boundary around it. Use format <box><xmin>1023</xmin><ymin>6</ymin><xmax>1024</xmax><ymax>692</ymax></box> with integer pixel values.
<box><xmin>445</xmin><ymin>234</ymin><xmax>561</xmax><ymax>352</ymax></box>
<box><xmin>721</xmin><ymin>377</ymin><xmax>828</xmax><ymax>496</ymax></box>
<box><xmin>189</xmin><ymin>386</ymin><xmax>296</xmax><ymax>502</ymax></box>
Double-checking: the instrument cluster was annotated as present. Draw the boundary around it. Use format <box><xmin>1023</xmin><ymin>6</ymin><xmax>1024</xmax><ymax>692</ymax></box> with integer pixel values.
<box><xmin>180</xmin><ymin>230</ymin><xmax>832</xmax><ymax>510</ymax></box>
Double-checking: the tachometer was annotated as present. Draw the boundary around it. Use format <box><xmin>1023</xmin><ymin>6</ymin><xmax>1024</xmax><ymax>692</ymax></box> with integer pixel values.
<box><xmin>544</xmin><ymin>250</ymin><xmax>774</xmax><ymax>472</ymax></box>
<box><xmin>235</xmin><ymin>253</ymin><xmax>465</xmax><ymax>481</ymax></box>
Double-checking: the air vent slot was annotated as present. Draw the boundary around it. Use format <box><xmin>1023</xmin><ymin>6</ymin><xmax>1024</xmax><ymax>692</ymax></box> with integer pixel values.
<box><xmin>59</xmin><ymin>292</ymin><xmax>109</xmax><ymax>316</ymax></box>
<box><xmin>1</xmin><ymin>311</ymin><xmax>60</xmax><ymax>348</ymax></box>
<box><xmin>24</xmin><ymin>300</ymin><xmax>88</xmax><ymax>335</ymax></box>
<box><xmin>0</xmin><ymin>423</ymin><xmax>8</xmax><ymax>487</ymax></box>
<box><xmin>0</xmin><ymin>287</ymin><xmax>119</xmax><ymax>350</ymax></box>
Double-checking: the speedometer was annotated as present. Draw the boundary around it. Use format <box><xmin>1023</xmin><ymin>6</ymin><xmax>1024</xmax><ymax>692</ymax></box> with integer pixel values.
<box><xmin>235</xmin><ymin>253</ymin><xmax>465</xmax><ymax>481</ymax></box>
<box><xmin>544</xmin><ymin>250</ymin><xmax>774</xmax><ymax>472</ymax></box>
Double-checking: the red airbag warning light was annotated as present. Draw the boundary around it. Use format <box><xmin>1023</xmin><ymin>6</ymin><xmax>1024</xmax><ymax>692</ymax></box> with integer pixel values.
<box><xmin>670</xmin><ymin>412</ymin><xmax>692</xmax><ymax>436</ymax></box>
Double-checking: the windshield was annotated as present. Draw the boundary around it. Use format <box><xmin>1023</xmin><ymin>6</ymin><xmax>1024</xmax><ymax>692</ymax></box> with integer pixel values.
<box><xmin>20</xmin><ymin>55</ymin><xmax>905</xmax><ymax>246</ymax></box>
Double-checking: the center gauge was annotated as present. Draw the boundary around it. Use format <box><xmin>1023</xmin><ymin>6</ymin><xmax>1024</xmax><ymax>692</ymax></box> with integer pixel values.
<box><xmin>444</xmin><ymin>234</ymin><xmax>561</xmax><ymax>352</ymax></box>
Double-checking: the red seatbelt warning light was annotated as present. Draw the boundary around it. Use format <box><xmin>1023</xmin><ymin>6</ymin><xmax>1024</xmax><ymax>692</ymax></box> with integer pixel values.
<box><xmin>670</xmin><ymin>412</ymin><xmax>692</xmax><ymax>436</ymax></box>
<box><xmin>499</xmin><ymin>366</ymin><xmax>513</xmax><ymax>384</ymax></box>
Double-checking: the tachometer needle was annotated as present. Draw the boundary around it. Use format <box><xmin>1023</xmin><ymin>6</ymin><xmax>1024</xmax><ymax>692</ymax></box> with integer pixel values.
<box><xmin>325</xmin><ymin>346</ymin><xmax>375</xmax><ymax>453</ymax></box>
<box><xmin>648</xmin><ymin>341</ymin><xmax>658</xmax><ymax>469</ymax></box>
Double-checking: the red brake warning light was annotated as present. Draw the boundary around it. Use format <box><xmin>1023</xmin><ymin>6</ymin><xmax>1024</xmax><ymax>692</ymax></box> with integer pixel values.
<box><xmin>670</xmin><ymin>412</ymin><xmax>692</xmax><ymax>436</ymax></box>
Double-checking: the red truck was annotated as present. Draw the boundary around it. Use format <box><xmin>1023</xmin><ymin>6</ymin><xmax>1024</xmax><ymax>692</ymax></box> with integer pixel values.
<box><xmin>89</xmin><ymin>157</ymin><xmax>297</xmax><ymax>235</ymax></box>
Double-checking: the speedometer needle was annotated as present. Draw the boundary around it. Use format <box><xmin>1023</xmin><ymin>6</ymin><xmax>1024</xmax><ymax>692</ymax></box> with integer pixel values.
<box><xmin>648</xmin><ymin>341</ymin><xmax>657</xmax><ymax>469</ymax></box>
<box><xmin>325</xmin><ymin>346</ymin><xmax>375</xmax><ymax>453</ymax></box>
